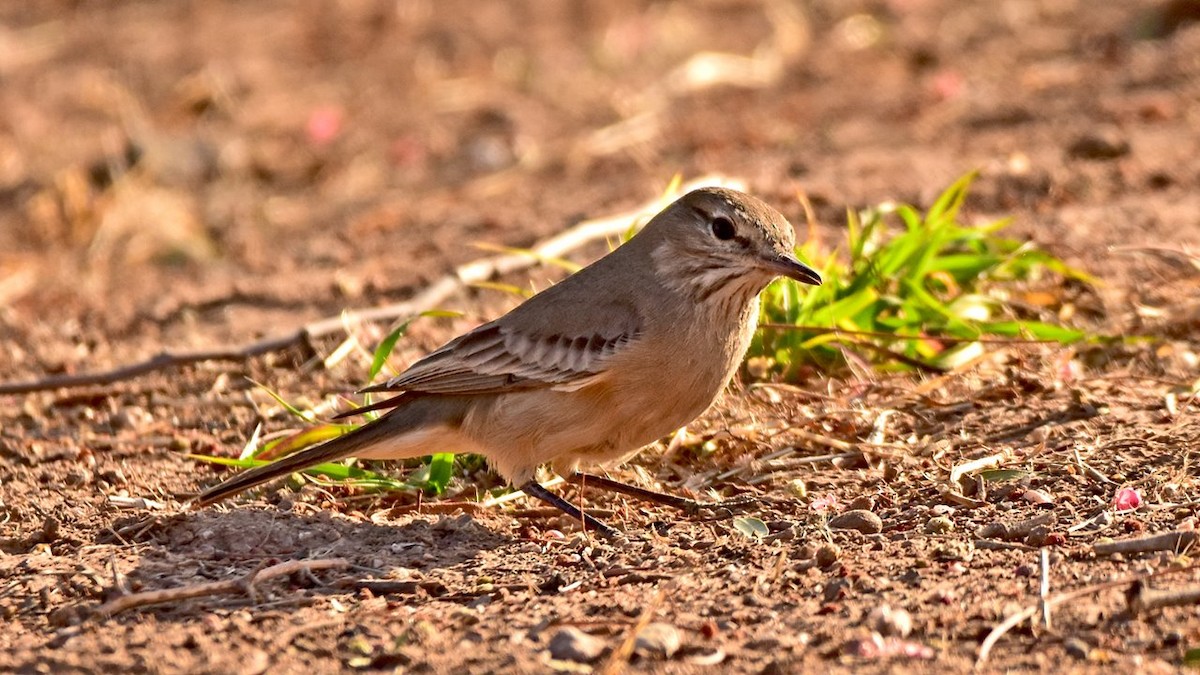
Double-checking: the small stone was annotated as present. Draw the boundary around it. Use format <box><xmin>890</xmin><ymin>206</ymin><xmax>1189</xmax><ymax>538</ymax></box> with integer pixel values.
<box><xmin>98</xmin><ymin>469</ymin><xmax>128</xmax><ymax>486</ymax></box>
<box><xmin>847</xmin><ymin>496</ymin><xmax>875</xmax><ymax>511</ymax></box>
<box><xmin>548</xmin><ymin>628</ymin><xmax>606</xmax><ymax>663</ymax></box>
<box><xmin>787</xmin><ymin>479</ymin><xmax>807</xmax><ymax>499</ymax></box>
<box><xmin>869</xmin><ymin>604</ymin><xmax>913</xmax><ymax>638</ymax></box>
<box><xmin>932</xmin><ymin>540</ymin><xmax>973</xmax><ymax>562</ymax></box>
<box><xmin>112</xmin><ymin>406</ymin><xmax>151</xmax><ymax>431</ymax></box>
<box><xmin>1067</xmin><ymin>128</ymin><xmax>1130</xmax><ymax>160</ymax></box>
<box><xmin>48</xmin><ymin>606</ymin><xmax>82</xmax><ymax>628</ymax></box>
<box><xmin>924</xmin><ymin>516</ymin><xmax>954</xmax><ymax>534</ymax></box>
<box><xmin>1022</xmin><ymin>489</ymin><xmax>1054</xmax><ymax>506</ymax></box>
<box><xmin>1024</xmin><ymin>525</ymin><xmax>1052</xmax><ymax>547</ymax></box>
<box><xmin>829</xmin><ymin>509</ymin><xmax>883</xmax><ymax>535</ymax></box>
<box><xmin>634</xmin><ymin>622</ymin><xmax>681</xmax><ymax>659</ymax></box>
<box><xmin>815</xmin><ymin>542</ymin><xmax>841</xmax><ymax>568</ymax></box>
<box><xmin>1063</xmin><ymin>637</ymin><xmax>1090</xmax><ymax>660</ymax></box>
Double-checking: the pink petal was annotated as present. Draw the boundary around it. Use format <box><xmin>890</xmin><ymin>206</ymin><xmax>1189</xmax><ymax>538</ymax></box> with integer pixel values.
<box><xmin>855</xmin><ymin>635</ymin><xmax>935</xmax><ymax>660</ymax></box>
<box><xmin>1113</xmin><ymin>487</ymin><xmax>1142</xmax><ymax>511</ymax></box>
<box><xmin>811</xmin><ymin>494</ymin><xmax>842</xmax><ymax>513</ymax></box>
<box><xmin>306</xmin><ymin>106</ymin><xmax>343</xmax><ymax>146</ymax></box>
<box><xmin>1022</xmin><ymin>488</ymin><xmax>1054</xmax><ymax>505</ymax></box>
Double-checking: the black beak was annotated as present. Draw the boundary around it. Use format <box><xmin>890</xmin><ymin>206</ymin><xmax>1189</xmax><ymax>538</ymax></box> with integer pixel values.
<box><xmin>763</xmin><ymin>252</ymin><xmax>822</xmax><ymax>286</ymax></box>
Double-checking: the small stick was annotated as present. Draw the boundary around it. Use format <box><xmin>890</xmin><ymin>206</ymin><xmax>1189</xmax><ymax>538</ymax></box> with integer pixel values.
<box><xmin>1094</xmin><ymin>530</ymin><xmax>1200</xmax><ymax>556</ymax></box>
<box><xmin>1127</xmin><ymin>580</ymin><xmax>1200</xmax><ymax>616</ymax></box>
<box><xmin>109</xmin><ymin>554</ymin><xmax>128</xmax><ymax>597</ymax></box>
<box><xmin>1039</xmin><ymin>548</ymin><xmax>1052</xmax><ymax>629</ymax></box>
<box><xmin>941</xmin><ymin>488</ymin><xmax>986</xmax><ymax>509</ymax></box>
<box><xmin>950</xmin><ymin>452</ymin><xmax>1008</xmax><ymax>486</ymax></box>
<box><xmin>92</xmin><ymin>558</ymin><xmax>349</xmax><ymax>618</ymax></box>
<box><xmin>1071</xmin><ymin>446</ymin><xmax>1115</xmax><ymax>485</ymax></box>
<box><xmin>973</xmin><ymin>540</ymin><xmax>1035</xmax><ymax>552</ymax></box>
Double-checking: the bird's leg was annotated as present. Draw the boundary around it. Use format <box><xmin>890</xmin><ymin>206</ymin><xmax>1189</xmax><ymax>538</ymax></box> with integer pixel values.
<box><xmin>565</xmin><ymin>472</ymin><xmax>756</xmax><ymax>518</ymax></box>
<box><xmin>518</xmin><ymin>480</ymin><xmax>620</xmax><ymax>538</ymax></box>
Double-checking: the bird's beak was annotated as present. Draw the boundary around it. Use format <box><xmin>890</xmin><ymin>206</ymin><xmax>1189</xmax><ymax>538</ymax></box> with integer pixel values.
<box><xmin>763</xmin><ymin>252</ymin><xmax>822</xmax><ymax>286</ymax></box>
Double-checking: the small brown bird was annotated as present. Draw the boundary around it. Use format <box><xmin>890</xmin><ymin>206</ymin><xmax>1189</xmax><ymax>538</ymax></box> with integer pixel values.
<box><xmin>196</xmin><ymin>188</ymin><xmax>821</xmax><ymax>535</ymax></box>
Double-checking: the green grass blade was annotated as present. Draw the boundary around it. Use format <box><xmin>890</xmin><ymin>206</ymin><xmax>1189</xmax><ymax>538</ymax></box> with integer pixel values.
<box><xmin>246</xmin><ymin>378</ymin><xmax>316</xmax><ymax>422</ymax></box>
<box><xmin>256</xmin><ymin>423</ymin><xmax>356</xmax><ymax>461</ymax></box>
<box><xmin>369</xmin><ymin>320</ymin><xmax>414</xmax><ymax>381</ymax></box>
<box><xmin>425</xmin><ymin>453</ymin><xmax>456</xmax><ymax>494</ymax></box>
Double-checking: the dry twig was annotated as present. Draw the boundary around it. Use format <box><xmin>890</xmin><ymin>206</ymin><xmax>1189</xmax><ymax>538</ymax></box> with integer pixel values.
<box><xmin>1093</xmin><ymin>530</ymin><xmax>1199</xmax><ymax>556</ymax></box>
<box><xmin>92</xmin><ymin>558</ymin><xmax>349</xmax><ymax>618</ymax></box>
<box><xmin>1038</xmin><ymin>548</ymin><xmax>1052</xmax><ymax>629</ymax></box>
<box><xmin>1127</xmin><ymin>579</ymin><xmax>1200</xmax><ymax>616</ymax></box>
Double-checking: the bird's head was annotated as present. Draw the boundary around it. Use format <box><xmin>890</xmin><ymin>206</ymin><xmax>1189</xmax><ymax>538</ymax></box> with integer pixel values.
<box><xmin>646</xmin><ymin>187</ymin><xmax>822</xmax><ymax>303</ymax></box>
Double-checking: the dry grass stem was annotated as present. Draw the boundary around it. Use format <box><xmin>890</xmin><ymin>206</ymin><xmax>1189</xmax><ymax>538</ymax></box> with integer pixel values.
<box><xmin>1094</xmin><ymin>530</ymin><xmax>1200</xmax><ymax>556</ymax></box>
<box><xmin>1127</xmin><ymin>580</ymin><xmax>1200</xmax><ymax>616</ymax></box>
<box><xmin>93</xmin><ymin>558</ymin><xmax>349</xmax><ymax>618</ymax></box>
<box><xmin>950</xmin><ymin>452</ymin><xmax>1009</xmax><ymax>486</ymax></box>
<box><xmin>598</xmin><ymin>585</ymin><xmax>668</xmax><ymax>675</ymax></box>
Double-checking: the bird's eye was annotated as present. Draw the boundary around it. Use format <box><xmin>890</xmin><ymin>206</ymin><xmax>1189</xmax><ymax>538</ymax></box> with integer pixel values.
<box><xmin>710</xmin><ymin>216</ymin><xmax>736</xmax><ymax>241</ymax></box>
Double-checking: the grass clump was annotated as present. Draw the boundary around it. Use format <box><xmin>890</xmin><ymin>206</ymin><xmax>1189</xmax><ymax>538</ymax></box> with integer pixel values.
<box><xmin>753</xmin><ymin>172</ymin><xmax>1090</xmax><ymax>376</ymax></box>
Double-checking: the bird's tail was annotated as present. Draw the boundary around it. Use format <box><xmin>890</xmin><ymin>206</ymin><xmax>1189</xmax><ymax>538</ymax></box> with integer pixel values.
<box><xmin>193</xmin><ymin>408</ymin><xmax>421</xmax><ymax>507</ymax></box>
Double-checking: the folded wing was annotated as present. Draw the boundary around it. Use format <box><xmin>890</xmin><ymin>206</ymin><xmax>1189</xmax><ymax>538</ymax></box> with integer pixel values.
<box><xmin>361</xmin><ymin>306</ymin><xmax>642</xmax><ymax>397</ymax></box>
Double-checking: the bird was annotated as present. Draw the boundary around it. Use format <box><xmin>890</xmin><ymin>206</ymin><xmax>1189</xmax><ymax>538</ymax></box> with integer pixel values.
<box><xmin>194</xmin><ymin>187</ymin><xmax>822</xmax><ymax>536</ymax></box>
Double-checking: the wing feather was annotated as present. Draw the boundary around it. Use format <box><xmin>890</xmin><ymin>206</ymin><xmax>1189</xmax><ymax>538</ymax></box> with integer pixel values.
<box><xmin>361</xmin><ymin>309</ymin><xmax>641</xmax><ymax>396</ymax></box>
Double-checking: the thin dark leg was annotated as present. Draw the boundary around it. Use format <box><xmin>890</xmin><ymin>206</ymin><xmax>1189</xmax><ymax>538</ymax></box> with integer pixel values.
<box><xmin>518</xmin><ymin>480</ymin><xmax>620</xmax><ymax>538</ymax></box>
<box><xmin>565</xmin><ymin>472</ymin><xmax>757</xmax><ymax>517</ymax></box>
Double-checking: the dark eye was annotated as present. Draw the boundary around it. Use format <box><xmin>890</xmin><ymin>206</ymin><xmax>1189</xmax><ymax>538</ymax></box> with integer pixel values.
<box><xmin>710</xmin><ymin>216</ymin><xmax>736</xmax><ymax>240</ymax></box>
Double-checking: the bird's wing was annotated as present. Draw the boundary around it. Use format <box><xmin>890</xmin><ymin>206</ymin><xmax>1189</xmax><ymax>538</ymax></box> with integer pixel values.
<box><xmin>362</xmin><ymin>307</ymin><xmax>642</xmax><ymax>396</ymax></box>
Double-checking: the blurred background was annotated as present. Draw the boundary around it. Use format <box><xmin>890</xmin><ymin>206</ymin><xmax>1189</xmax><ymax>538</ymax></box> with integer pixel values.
<box><xmin>0</xmin><ymin>0</ymin><xmax>1197</xmax><ymax>372</ymax></box>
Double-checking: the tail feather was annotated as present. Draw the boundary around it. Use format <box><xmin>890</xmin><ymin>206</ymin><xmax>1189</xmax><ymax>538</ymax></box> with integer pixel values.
<box><xmin>193</xmin><ymin>416</ymin><xmax>401</xmax><ymax>507</ymax></box>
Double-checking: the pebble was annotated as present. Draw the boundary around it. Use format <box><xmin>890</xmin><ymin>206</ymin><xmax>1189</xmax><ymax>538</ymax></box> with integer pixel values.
<box><xmin>1063</xmin><ymin>637</ymin><xmax>1090</xmax><ymax>660</ymax></box>
<box><xmin>924</xmin><ymin>516</ymin><xmax>954</xmax><ymax>534</ymax></box>
<box><xmin>64</xmin><ymin>468</ymin><xmax>93</xmax><ymax>487</ymax></box>
<box><xmin>815</xmin><ymin>542</ymin><xmax>841</xmax><ymax>568</ymax></box>
<box><xmin>1022</xmin><ymin>488</ymin><xmax>1054</xmax><ymax>506</ymax></box>
<box><xmin>1067</xmin><ymin>128</ymin><xmax>1130</xmax><ymax>160</ymax></box>
<box><xmin>869</xmin><ymin>605</ymin><xmax>913</xmax><ymax>638</ymax></box>
<box><xmin>98</xmin><ymin>469</ymin><xmax>128</xmax><ymax>486</ymax></box>
<box><xmin>1024</xmin><ymin>525</ymin><xmax>1053</xmax><ymax>547</ymax></box>
<box><xmin>847</xmin><ymin>496</ymin><xmax>875</xmax><ymax>511</ymax></box>
<box><xmin>548</xmin><ymin>628</ymin><xmax>606</xmax><ymax>663</ymax></box>
<box><xmin>635</xmin><ymin>622</ymin><xmax>682</xmax><ymax>659</ymax></box>
<box><xmin>829</xmin><ymin>509</ymin><xmax>883</xmax><ymax>535</ymax></box>
<box><xmin>111</xmin><ymin>406</ymin><xmax>151</xmax><ymax>431</ymax></box>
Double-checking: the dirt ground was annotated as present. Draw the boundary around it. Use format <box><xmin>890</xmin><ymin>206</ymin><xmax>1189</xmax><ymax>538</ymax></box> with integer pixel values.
<box><xmin>3</xmin><ymin>0</ymin><xmax>1200</xmax><ymax>672</ymax></box>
